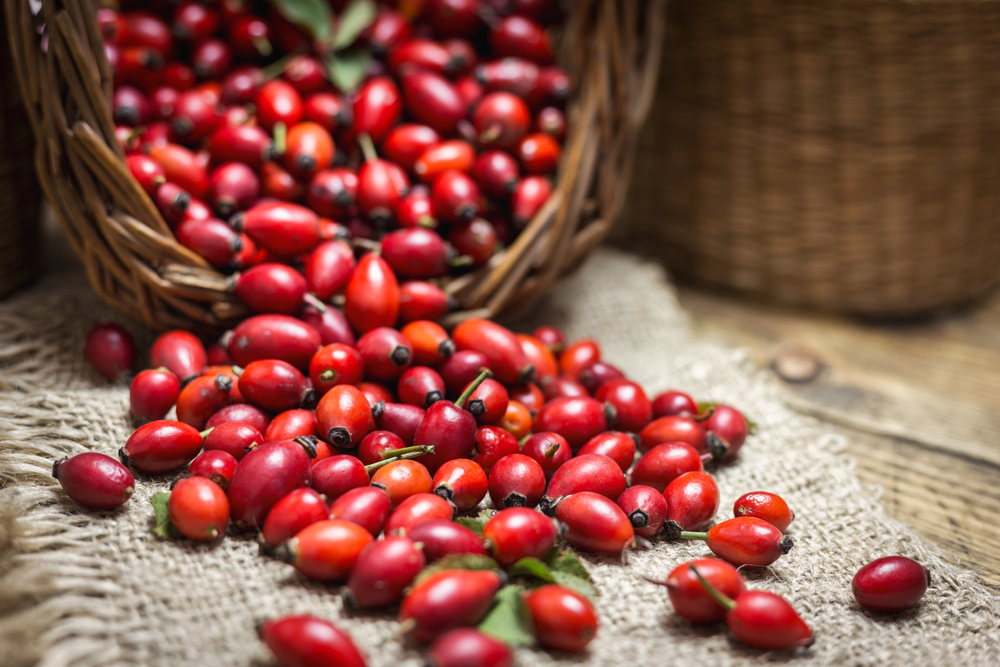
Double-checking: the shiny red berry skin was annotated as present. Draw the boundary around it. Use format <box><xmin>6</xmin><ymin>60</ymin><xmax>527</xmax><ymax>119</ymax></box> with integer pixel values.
<box><xmin>228</xmin><ymin>15</ymin><xmax>271</xmax><ymax>60</ymax></box>
<box><xmin>123</xmin><ymin>11</ymin><xmax>174</xmax><ymax>57</ymax></box>
<box><xmin>464</xmin><ymin>379</ymin><xmax>509</xmax><ymax>426</ymax></box>
<box><xmin>401</xmin><ymin>320</ymin><xmax>456</xmax><ymax>367</ymax></box>
<box><xmin>542</xmin><ymin>376</ymin><xmax>589</xmax><ymax>401</ymax></box>
<box><xmin>234</xmin><ymin>263</ymin><xmax>307</xmax><ymax>315</ymax></box>
<box><xmin>208</xmin><ymin>123</ymin><xmax>272</xmax><ymax>168</ymax></box>
<box><xmin>374</xmin><ymin>401</ymin><xmax>424</xmax><ymax>446</ymax></box>
<box><xmin>401</xmin><ymin>69</ymin><xmax>467</xmax><ymax>134</ymax></box>
<box><xmin>352</xmin><ymin>76</ymin><xmax>402</xmax><ymax>144</ymax></box>
<box><xmin>120</xmin><ymin>420</ymin><xmax>203</xmax><ymax>474</ymax></box>
<box><xmin>413</xmin><ymin>398</ymin><xmax>479</xmax><ymax>474</ymax></box>
<box><xmin>257</xmin><ymin>80</ymin><xmax>303</xmax><ymax>132</ymax></box>
<box><xmin>130</xmin><ymin>368</ymin><xmax>180</xmax><ymax>421</ymax></box>
<box><xmin>285</xmin><ymin>122</ymin><xmax>335</xmax><ymax>179</ymax></box>
<box><xmin>203</xmin><ymin>420</ymin><xmax>263</xmax><ymax>461</ymax></box>
<box><xmin>155</xmin><ymin>181</ymin><xmax>192</xmax><ymax>226</ymax></box>
<box><xmin>652</xmin><ymin>390</ymin><xmax>698</xmax><ymax>418</ymax></box>
<box><xmin>500</xmin><ymin>401</ymin><xmax>532</xmax><ymax>440</ymax></box>
<box><xmin>639</xmin><ymin>416</ymin><xmax>707</xmax><ymax>454</ymax></box>
<box><xmin>188</xmin><ymin>450</ymin><xmax>238</xmax><ymax>490</ymax></box>
<box><xmin>227</xmin><ymin>439</ymin><xmax>313</xmax><ymax>530</ymax></box>
<box><xmin>663</xmin><ymin>471</ymin><xmax>719</xmax><ymax>533</ymax></box>
<box><xmin>488</xmin><ymin>454</ymin><xmax>546</xmax><ymax>509</ymax></box>
<box><xmin>175</xmin><ymin>374</ymin><xmax>233</xmax><ymax>430</ymax></box>
<box><xmin>219</xmin><ymin>67</ymin><xmax>264</xmax><ymax>106</ymax></box>
<box><xmin>734</xmin><ymin>491</ymin><xmax>794</xmax><ymax>532</ymax></box>
<box><xmin>545</xmin><ymin>453</ymin><xmax>626</xmax><ymax>504</ymax></box>
<box><xmin>169</xmin><ymin>89</ymin><xmax>223</xmax><ymax>144</ymax></box>
<box><xmin>556</xmin><ymin>491</ymin><xmax>635</xmax><ymax>554</ymax></box>
<box><xmin>383</xmin><ymin>124</ymin><xmax>440</xmax><ymax>172</ymax></box>
<box><xmin>175</xmin><ymin>217</ymin><xmax>242</xmax><ymax>268</ymax></box>
<box><xmin>228</xmin><ymin>314</ymin><xmax>322</xmax><ymax>372</ymax></box>
<box><xmin>386</xmin><ymin>492</ymin><xmax>456</xmax><ymax>534</ymax></box>
<box><xmin>523</xmin><ymin>585</ymin><xmax>598</xmax><ymax>652</ymax></box>
<box><xmin>169</xmin><ymin>476</ymin><xmax>229</xmax><ymax>540</ymax></box>
<box><xmin>148</xmin><ymin>143</ymin><xmax>209</xmax><ymax>199</ymax></box>
<box><xmin>401</xmin><ymin>569</ymin><xmax>504</xmax><ymax>644</ymax></box>
<box><xmin>440</xmin><ymin>349</ymin><xmax>491</xmax><ymax>398</ymax></box>
<box><xmin>415</xmin><ymin>140</ymin><xmax>476</xmax><ymax>182</ymax></box>
<box><xmin>284</xmin><ymin>519</ymin><xmax>374</xmax><ymax>582</ymax></box>
<box><xmin>472</xmin><ymin>426</ymin><xmax>520</xmax><ymax>474</ymax></box>
<box><xmin>593</xmin><ymin>380</ymin><xmax>651</xmax><ymax>433</ymax></box>
<box><xmin>234</xmin><ymin>201</ymin><xmax>322</xmax><ymax>257</ymax></box>
<box><xmin>617</xmin><ymin>485</ymin><xmax>667</xmax><ymax>538</ymax></box>
<box><xmin>304</xmin><ymin>240</ymin><xmax>355</xmax><ymax>301</ymax></box>
<box><xmin>533</xmin><ymin>397</ymin><xmax>613</xmax><ymax>452</ymax></box>
<box><xmin>432</xmin><ymin>459</ymin><xmax>488</xmax><ymax>512</ymax></box>
<box><xmin>282</xmin><ymin>56</ymin><xmax>326</xmax><ymax>95</ymax></box>
<box><xmin>304</xmin><ymin>92</ymin><xmax>352</xmax><ymax>134</ymax></box>
<box><xmin>209</xmin><ymin>162</ymin><xmax>259</xmax><ymax>218</ymax></box>
<box><xmin>310</xmin><ymin>455</ymin><xmax>368</xmax><ymax>502</ymax></box>
<box><xmin>356</xmin><ymin>430</ymin><xmax>406</xmax><ymax>466</ymax></box>
<box><xmin>511</xmin><ymin>174</ymin><xmax>551</xmax><ymax>227</ymax></box>
<box><xmin>260</xmin><ymin>488</ymin><xmax>329</xmax><ymax>548</ymax></box>
<box><xmin>727</xmin><ymin>590</ymin><xmax>813</xmax><ymax>650</ymax></box>
<box><xmin>453</xmin><ymin>318</ymin><xmax>533</xmax><ymax>386</ymax></box>
<box><xmin>301</xmin><ymin>305</ymin><xmax>356</xmax><ymax>348</ymax></box>
<box><xmin>473</xmin><ymin>92</ymin><xmax>531</xmax><ymax>150</ymax></box>
<box><xmin>371</xmin><ymin>459</ymin><xmax>433</xmax><ymax>509</ymax></box>
<box><xmin>852</xmin><ymin>556</ymin><xmax>930</xmax><ymax>613</ymax></box>
<box><xmin>521</xmin><ymin>432</ymin><xmax>571</xmax><ymax>477</ymax></box>
<box><xmin>630</xmin><ymin>442</ymin><xmax>703</xmax><ymax>492</ymax></box>
<box><xmin>52</xmin><ymin>452</ymin><xmax>135</xmax><ymax>510</ymax></box>
<box><xmin>172</xmin><ymin>3</ymin><xmax>218</xmax><ymax>43</ymax></box>
<box><xmin>357</xmin><ymin>157</ymin><xmax>410</xmax><ymax>223</ymax></box>
<box><xmin>559</xmin><ymin>338</ymin><xmax>600</xmax><ymax>379</ymax></box>
<box><xmin>473</xmin><ymin>150</ymin><xmax>520</xmax><ymax>197</ymax></box>
<box><xmin>578</xmin><ymin>432</ymin><xmax>636</xmax><ymax>473</ymax></box>
<box><xmin>428</xmin><ymin>629</ymin><xmax>513</xmax><ymax>667</ymax></box>
<box><xmin>704</xmin><ymin>404</ymin><xmax>749</xmax><ymax>462</ymax></box>
<box><xmin>259</xmin><ymin>615</ymin><xmax>366</xmax><ymax>667</ymax></box>
<box><xmin>532</xmin><ymin>325</ymin><xmax>566</xmax><ymax>352</ymax></box>
<box><xmin>536</xmin><ymin>106</ymin><xmax>566</xmax><ymax>139</ymax></box>
<box><xmin>408</xmin><ymin>519</ymin><xmax>489</xmax><ymax>562</ymax></box>
<box><xmin>398</xmin><ymin>366</ymin><xmax>447</xmax><ymax>407</ymax></box>
<box><xmin>329</xmin><ymin>485</ymin><xmax>392</xmax><ymax>537</ymax></box>
<box><xmin>345</xmin><ymin>254</ymin><xmax>401</xmax><ymax>334</ymax></box>
<box><xmin>427</xmin><ymin>0</ymin><xmax>483</xmax><ymax>37</ymax></box>
<box><xmin>85</xmin><ymin>322</ymin><xmax>135</xmax><ymax>380</ymax></box>
<box><xmin>700</xmin><ymin>517</ymin><xmax>793</xmax><ymax>568</ymax></box>
<box><xmin>310</xmin><ymin>343</ymin><xmax>364</xmax><ymax>396</ymax></box>
<box><xmin>448</xmin><ymin>219</ymin><xmax>497</xmax><ymax>268</ymax></box>
<box><xmin>368</xmin><ymin>8</ymin><xmax>412</xmax><ymax>54</ymax></box>
<box><xmin>432</xmin><ymin>170</ymin><xmax>481</xmax><ymax>224</ymax></box>
<box><xmin>191</xmin><ymin>38</ymin><xmax>232</xmax><ymax>79</ymax></box>
<box><xmin>397</xmin><ymin>190</ymin><xmax>438</xmax><ymax>229</ymax></box>
<box><xmin>315</xmin><ymin>385</ymin><xmax>374</xmax><ymax>450</ymax></box>
<box><xmin>507</xmin><ymin>383</ymin><xmax>545</xmax><ymax>414</ymax></box>
<box><xmin>382</xmin><ymin>227</ymin><xmax>450</xmax><ymax>279</ymax></box>
<box><xmin>484</xmin><ymin>507</ymin><xmax>557</xmax><ymax>568</ymax></box>
<box><xmin>239</xmin><ymin>359</ymin><xmax>315</xmax><ymax>413</ymax></box>
<box><xmin>387</xmin><ymin>38</ymin><xmax>453</xmax><ymax>77</ymax></box>
<box><xmin>358</xmin><ymin>327</ymin><xmax>414</xmax><ymax>384</ymax></box>
<box><xmin>127</xmin><ymin>154</ymin><xmax>165</xmax><ymax>195</ymax></box>
<box><xmin>348</xmin><ymin>535</ymin><xmax>426</xmax><ymax>608</ymax></box>
<box><xmin>664</xmin><ymin>558</ymin><xmax>747</xmax><ymax>625</ymax></box>
<box><xmin>260</xmin><ymin>162</ymin><xmax>305</xmax><ymax>201</ymax></box>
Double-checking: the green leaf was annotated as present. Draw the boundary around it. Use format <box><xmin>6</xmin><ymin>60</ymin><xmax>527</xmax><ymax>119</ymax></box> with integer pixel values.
<box><xmin>545</xmin><ymin>548</ymin><xmax>593</xmax><ymax>583</ymax></box>
<box><xmin>333</xmin><ymin>0</ymin><xmax>378</xmax><ymax>50</ymax></box>
<box><xmin>508</xmin><ymin>557</ymin><xmax>556</xmax><ymax>583</ymax></box>
<box><xmin>413</xmin><ymin>553</ymin><xmax>499</xmax><ymax>587</ymax></box>
<box><xmin>150</xmin><ymin>492</ymin><xmax>182</xmax><ymax>539</ymax></box>
<box><xmin>455</xmin><ymin>508</ymin><xmax>495</xmax><ymax>536</ymax></box>
<box><xmin>552</xmin><ymin>571</ymin><xmax>599</xmax><ymax>597</ymax></box>
<box><xmin>478</xmin><ymin>585</ymin><xmax>535</xmax><ymax>646</ymax></box>
<box><xmin>268</xmin><ymin>0</ymin><xmax>332</xmax><ymax>42</ymax></box>
<box><xmin>326</xmin><ymin>48</ymin><xmax>372</xmax><ymax>93</ymax></box>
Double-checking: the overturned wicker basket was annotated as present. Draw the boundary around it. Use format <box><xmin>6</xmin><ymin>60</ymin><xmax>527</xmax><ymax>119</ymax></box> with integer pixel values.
<box><xmin>5</xmin><ymin>0</ymin><xmax>664</xmax><ymax>332</ymax></box>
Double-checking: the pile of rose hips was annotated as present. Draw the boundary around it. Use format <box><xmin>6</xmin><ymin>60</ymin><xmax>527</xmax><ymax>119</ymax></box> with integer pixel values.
<box><xmin>105</xmin><ymin>0</ymin><xmax>569</xmax><ymax>294</ymax></box>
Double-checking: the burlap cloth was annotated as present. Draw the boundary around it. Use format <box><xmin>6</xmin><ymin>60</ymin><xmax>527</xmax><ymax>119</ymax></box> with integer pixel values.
<box><xmin>2</xmin><ymin>236</ymin><xmax>999</xmax><ymax>667</ymax></box>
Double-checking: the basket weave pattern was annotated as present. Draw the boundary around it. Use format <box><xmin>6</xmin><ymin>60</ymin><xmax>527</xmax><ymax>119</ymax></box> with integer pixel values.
<box><xmin>655</xmin><ymin>0</ymin><xmax>1000</xmax><ymax>316</ymax></box>
<box><xmin>4</xmin><ymin>0</ymin><xmax>664</xmax><ymax>331</ymax></box>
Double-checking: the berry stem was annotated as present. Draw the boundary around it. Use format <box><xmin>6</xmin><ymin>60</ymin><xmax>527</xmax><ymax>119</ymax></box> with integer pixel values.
<box><xmin>303</xmin><ymin>292</ymin><xmax>328</xmax><ymax>313</ymax></box>
<box><xmin>455</xmin><ymin>369</ymin><xmax>492</xmax><ymax>409</ymax></box>
<box><xmin>364</xmin><ymin>447</ymin><xmax>435</xmax><ymax>473</ymax></box>
<box><xmin>379</xmin><ymin>445</ymin><xmax>431</xmax><ymax>460</ymax></box>
<box><xmin>679</xmin><ymin>530</ymin><xmax>709</xmax><ymax>541</ymax></box>
<box><xmin>199</xmin><ymin>427</ymin><xmax>215</xmax><ymax>439</ymax></box>
<box><xmin>273</xmin><ymin>121</ymin><xmax>287</xmax><ymax>155</ymax></box>
<box><xmin>357</xmin><ymin>132</ymin><xmax>378</xmax><ymax>164</ymax></box>
<box><xmin>688</xmin><ymin>564</ymin><xmax>737</xmax><ymax>611</ymax></box>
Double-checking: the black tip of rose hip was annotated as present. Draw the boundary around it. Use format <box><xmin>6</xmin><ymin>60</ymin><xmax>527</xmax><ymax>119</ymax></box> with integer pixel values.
<box><xmin>294</xmin><ymin>435</ymin><xmax>319</xmax><ymax>458</ymax></box>
<box><xmin>341</xmin><ymin>589</ymin><xmax>361</xmax><ymax>611</ymax></box>
<box><xmin>272</xmin><ymin>540</ymin><xmax>296</xmax><ymax>564</ymax></box>
<box><xmin>215</xmin><ymin>374</ymin><xmax>233</xmax><ymax>392</ymax></box>
<box><xmin>390</xmin><ymin>345</ymin><xmax>411</xmax><ymax>367</ymax></box>
<box><xmin>629</xmin><ymin>508</ymin><xmax>650</xmax><ymax>528</ymax></box>
<box><xmin>334</xmin><ymin>190</ymin><xmax>353</xmax><ymax>207</ymax></box>
<box><xmin>468</xmin><ymin>399</ymin><xmax>486</xmax><ymax>417</ymax></box>
<box><xmin>603</xmin><ymin>401</ymin><xmax>618</xmax><ymax>427</ymax></box>
<box><xmin>503</xmin><ymin>492</ymin><xmax>528</xmax><ymax>508</ymax></box>
<box><xmin>254</xmin><ymin>618</ymin><xmax>270</xmax><ymax>640</ymax></box>
<box><xmin>517</xmin><ymin>364</ymin><xmax>537</xmax><ymax>385</ymax></box>
<box><xmin>52</xmin><ymin>457</ymin><xmax>67</xmax><ymax>479</ymax></box>
<box><xmin>439</xmin><ymin>339</ymin><xmax>456</xmax><ymax>358</ymax></box>
<box><xmin>118</xmin><ymin>448</ymin><xmax>131</xmax><ymax>468</ymax></box>
<box><xmin>327</xmin><ymin>427</ymin><xmax>352</xmax><ymax>449</ymax></box>
<box><xmin>426</xmin><ymin>391</ymin><xmax>443</xmax><ymax>406</ymax></box>
<box><xmin>705</xmin><ymin>432</ymin><xmax>729</xmax><ymax>462</ymax></box>
<box><xmin>371</xmin><ymin>401</ymin><xmax>385</xmax><ymax>419</ymax></box>
<box><xmin>434</xmin><ymin>484</ymin><xmax>454</xmax><ymax>502</ymax></box>
<box><xmin>295</xmin><ymin>155</ymin><xmax>317</xmax><ymax>172</ymax></box>
<box><xmin>457</xmin><ymin>205</ymin><xmax>477</xmax><ymax>221</ymax></box>
<box><xmin>538</xmin><ymin>496</ymin><xmax>558</xmax><ymax>516</ymax></box>
<box><xmin>662</xmin><ymin>520</ymin><xmax>683</xmax><ymax>540</ymax></box>
<box><xmin>780</xmin><ymin>535</ymin><xmax>794</xmax><ymax>554</ymax></box>
<box><xmin>228</xmin><ymin>212</ymin><xmax>245</xmax><ymax>232</ymax></box>
<box><xmin>300</xmin><ymin>388</ymin><xmax>318</xmax><ymax>410</ymax></box>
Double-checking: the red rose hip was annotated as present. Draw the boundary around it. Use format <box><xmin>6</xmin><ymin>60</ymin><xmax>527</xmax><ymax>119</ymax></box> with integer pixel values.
<box><xmin>852</xmin><ymin>556</ymin><xmax>930</xmax><ymax>613</ymax></box>
<box><xmin>523</xmin><ymin>585</ymin><xmax>598</xmax><ymax>652</ymax></box>
<box><xmin>52</xmin><ymin>452</ymin><xmax>135</xmax><ymax>510</ymax></box>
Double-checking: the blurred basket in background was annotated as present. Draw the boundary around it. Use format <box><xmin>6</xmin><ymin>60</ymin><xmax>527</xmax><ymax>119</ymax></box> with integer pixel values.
<box><xmin>0</xmin><ymin>9</ymin><xmax>42</xmax><ymax>300</ymax></box>
<box><xmin>621</xmin><ymin>0</ymin><xmax>1000</xmax><ymax>317</ymax></box>
<box><xmin>4</xmin><ymin>0</ymin><xmax>665</xmax><ymax>332</ymax></box>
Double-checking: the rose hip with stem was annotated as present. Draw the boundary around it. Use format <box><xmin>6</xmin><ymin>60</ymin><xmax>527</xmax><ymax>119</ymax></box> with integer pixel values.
<box><xmin>432</xmin><ymin>458</ymin><xmax>488</xmax><ymax>512</ymax></box>
<box><xmin>644</xmin><ymin>558</ymin><xmax>747</xmax><ymax>625</ymax></box>
<box><xmin>679</xmin><ymin>517</ymin><xmax>794</xmax><ymax>568</ymax></box>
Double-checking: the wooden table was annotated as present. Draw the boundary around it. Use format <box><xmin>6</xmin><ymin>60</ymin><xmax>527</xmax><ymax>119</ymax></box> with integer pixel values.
<box><xmin>667</xmin><ymin>283</ymin><xmax>1000</xmax><ymax>588</ymax></box>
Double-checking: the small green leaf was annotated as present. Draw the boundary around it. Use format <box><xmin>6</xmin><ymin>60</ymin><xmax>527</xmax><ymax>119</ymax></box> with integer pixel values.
<box><xmin>413</xmin><ymin>553</ymin><xmax>499</xmax><ymax>587</ymax></box>
<box><xmin>544</xmin><ymin>548</ymin><xmax>593</xmax><ymax>583</ymax></box>
<box><xmin>150</xmin><ymin>492</ymin><xmax>182</xmax><ymax>539</ymax></box>
<box><xmin>333</xmin><ymin>0</ymin><xmax>378</xmax><ymax>50</ymax></box>
<box><xmin>268</xmin><ymin>0</ymin><xmax>332</xmax><ymax>42</ymax></box>
<box><xmin>552</xmin><ymin>571</ymin><xmax>599</xmax><ymax>597</ymax></box>
<box><xmin>508</xmin><ymin>557</ymin><xmax>556</xmax><ymax>583</ymax></box>
<box><xmin>326</xmin><ymin>48</ymin><xmax>372</xmax><ymax>93</ymax></box>
<box><xmin>478</xmin><ymin>585</ymin><xmax>535</xmax><ymax>646</ymax></box>
<box><xmin>455</xmin><ymin>508</ymin><xmax>494</xmax><ymax>536</ymax></box>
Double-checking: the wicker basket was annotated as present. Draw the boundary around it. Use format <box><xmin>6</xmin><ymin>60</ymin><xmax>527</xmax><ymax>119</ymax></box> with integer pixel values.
<box><xmin>0</xmin><ymin>9</ymin><xmax>42</xmax><ymax>300</ymax></box>
<box><xmin>637</xmin><ymin>0</ymin><xmax>1000</xmax><ymax>317</ymax></box>
<box><xmin>3</xmin><ymin>0</ymin><xmax>665</xmax><ymax>332</ymax></box>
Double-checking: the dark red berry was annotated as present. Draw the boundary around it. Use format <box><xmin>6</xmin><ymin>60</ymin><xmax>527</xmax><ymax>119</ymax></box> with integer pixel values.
<box><xmin>640</xmin><ymin>416</ymin><xmax>707</xmax><ymax>455</ymax></box>
<box><xmin>345</xmin><ymin>254</ymin><xmax>400</xmax><ymax>334</ymax></box>
<box><xmin>329</xmin><ymin>485</ymin><xmax>392</xmax><ymax>537</ymax></box>
<box><xmin>52</xmin><ymin>452</ymin><xmax>135</xmax><ymax>509</ymax></box>
<box><xmin>228</xmin><ymin>314</ymin><xmax>322</xmax><ymax>372</ymax></box>
<box><xmin>227</xmin><ymin>439</ymin><xmax>313</xmax><ymax>530</ymax></box>
<box><xmin>652</xmin><ymin>390</ymin><xmax>698</xmax><ymax>418</ymax></box>
<box><xmin>521</xmin><ymin>432</ymin><xmax>571</xmax><ymax>477</ymax></box>
<box><xmin>543</xmin><ymin>454</ymin><xmax>626</xmax><ymax>509</ymax></box>
<box><xmin>453</xmin><ymin>318</ymin><xmax>533</xmax><ymax>385</ymax></box>
<box><xmin>483</xmin><ymin>507</ymin><xmax>557</xmax><ymax>568</ymax></box>
<box><xmin>400</xmin><ymin>569</ymin><xmax>503</xmax><ymax>644</ymax></box>
<box><xmin>203</xmin><ymin>420</ymin><xmax>264</xmax><ymax>461</ymax></box>
<box><xmin>593</xmin><ymin>380</ymin><xmax>651</xmax><ymax>433</ymax></box>
<box><xmin>662</xmin><ymin>471</ymin><xmax>719</xmax><ymax>535</ymax></box>
<box><xmin>532</xmin><ymin>396</ymin><xmax>613</xmax><ymax>452</ymax></box>
<box><xmin>487</xmin><ymin>453</ymin><xmax>546</xmax><ymax>509</ymax></box>
<box><xmin>473</xmin><ymin>92</ymin><xmax>531</xmax><ymax>150</ymax></box>
<box><xmin>348</xmin><ymin>535</ymin><xmax>426</xmax><ymax>608</ymax></box>
<box><xmin>188</xmin><ymin>450</ymin><xmax>238</xmax><ymax>490</ymax></box>
<box><xmin>428</xmin><ymin>629</ymin><xmax>513</xmax><ymax>667</ymax></box>
<box><xmin>130</xmin><ymin>368</ymin><xmax>181</xmax><ymax>421</ymax></box>
<box><xmin>523</xmin><ymin>585</ymin><xmax>598</xmax><ymax>652</ymax></box>
<box><xmin>258</xmin><ymin>615</ymin><xmax>365</xmax><ymax>667</ymax></box>
<box><xmin>233</xmin><ymin>263</ymin><xmax>308</xmax><ymax>315</ymax></box>
<box><xmin>471</xmin><ymin>426</ymin><xmax>520</xmax><ymax>474</ymax></box>
<box><xmin>630</xmin><ymin>442</ymin><xmax>704</xmax><ymax>492</ymax></box>
<box><xmin>205</xmin><ymin>403</ymin><xmax>270</xmax><ymax>434</ymax></box>
<box><xmin>385</xmin><ymin>492</ymin><xmax>456</xmax><ymax>534</ymax></box>
<box><xmin>704</xmin><ymin>404</ymin><xmax>749</xmax><ymax>462</ymax></box>
<box><xmin>120</xmin><ymin>420</ymin><xmax>203</xmax><ymax>474</ymax></box>
<box><xmin>853</xmin><ymin>556</ymin><xmax>931</xmax><ymax>613</ymax></box>
<box><xmin>554</xmin><ymin>491</ymin><xmax>634</xmax><ymax>554</ymax></box>
<box><xmin>577</xmin><ymin>431</ymin><xmax>636</xmax><ymax>473</ymax></box>
<box><xmin>617</xmin><ymin>485</ymin><xmax>667</xmax><ymax>538</ymax></box>
<box><xmin>432</xmin><ymin>458</ymin><xmax>488</xmax><ymax>512</ymax></box>
<box><xmin>654</xmin><ymin>558</ymin><xmax>746</xmax><ymax>625</ymax></box>
<box><xmin>85</xmin><ymin>323</ymin><xmax>135</xmax><ymax>380</ymax></box>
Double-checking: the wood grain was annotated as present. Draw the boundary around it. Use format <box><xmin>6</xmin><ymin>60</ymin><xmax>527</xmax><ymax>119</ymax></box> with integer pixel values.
<box><xmin>673</xmin><ymin>283</ymin><xmax>1000</xmax><ymax>588</ymax></box>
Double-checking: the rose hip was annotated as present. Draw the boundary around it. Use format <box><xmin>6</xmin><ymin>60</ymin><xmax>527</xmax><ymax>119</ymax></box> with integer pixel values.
<box><xmin>542</xmin><ymin>376</ymin><xmax>589</xmax><ymax>401</ymax></box>
<box><xmin>206</xmin><ymin>405</ymin><xmax>268</xmax><ymax>438</ymax></box>
<box><xmin>407</xmin><ymin>519</ymin><xmax>489</xmax><ymax>562</ymax></box>
<box><xmin>203</xmin><ymin>420</ymin><xmax>263</xmax><ymax>461</ymax></box>
<box><xmin>681</xmin><ymin>517</ymin><xmax>794</xmax><ymax>568</ymax></box>
<box><xmin>524</xmin><ymin>585</ymin><xmax>598</xmax><ymax>652</ymax></box>
<box><xmin>323</xmin><ymin>482</ymin><xmax>389</xmax><ymax>536</ymax></box>
<box><xmin>432</xmin><ymin>459</ymin><xmax>488</xmax><ymax>512</ymax></box>
<box><xmin>472</xmin><ymin>426</ymin><xmax>521</xmax><ymax>474</ymax></box>
<box><xmin>483</xmin><ymin>507</ymin><xmax>557</xmax><ymax>568</ymax></box>
<box><xmin>594</xmin><ymin>380</ymin><xmax>652</xmax><ymax>433</ymax></box>
<box><xmin>120</xmin><ymin>420</ymin><xmax>204</xmax><ymax>474</ymax></box>
<box><xmin>401</xmin><ymin>569</ymin><xmax>504</xmax><ymax>643</ymax></box>
<box><xmin>617</xmin><ymin>485</ymin><xmax>667</xmax><ymax>538</ymax></box>
<box><xmin>260</xmin><ymin>488</ymin><xmax>329</xmax><ymax>549</ymax></box>
<box><xmin>227</xmin><ymin>439</ymin><xmax>314</xmax><ymax>530</ymax></box>
<box><xmin>412</xmin><ymin>372</ymin><xmax>489</xmax><ymax>474</ymax></box>
<box><xmin>651</xmin><ymin>558</ymin><xmax>747</xmax><ymax>625</ymax></box>
<box><xmin>507</xmin><ymin>383</ymin><xmax>545</xmax><ymax>413</ymax></box>
<box><xmin>453</xmin><ymin>318</ymin><xmax>534</xmax><ymax>386</ymax></box>
<box><xmin>511</xmin><ymin>174</ymin><xmax>552</xmax><ymax>227</ymax></box>
<box><xmin>347</xmin><ymin>535</ymin><xmax>426</xmax><ymax>608</ymax></box>
<box><xmin>639</xmin><ymin>416</ymin><xmax>707</xmax><ymax>455</ymax></box>
<box><xmin>238</xmin><ymin>360</ymin><xmax>315</xmax><ymax>413</ymax></box>
<box><xmin>345</xmin><ymin>253</ymin><xmax>400</xmax><ymax>334</ymax></box>
<box><xmin>554</xmin><ymin>491</ymin><xmax>634</xmax><ymax>554</ymax></box>
<box><xmin>258</xmin><ymin>615</ymin><xmax>365</xmax><ymax>667</ymax></box>
<box><xmin>516</xmin><ymin>334</ymin><xmax>558</xmax><ymax>382</ymax></box>
<box><xmin>704</xmin><ymin>404</ymin><xmax>749</xmax><ymax>462</ymax></box>
<box><xmin>310</xmin><ymin>455</ymin><xmax>369</xmax><ymax>501</ymax></box>
<box><xmin>301</xmin><ymin>306</ymin><xmax>356</xmax><ymax>348</ymax></box>
<box><xmin>488</xmin><ymin>454</ymin><xmax>546</xmax><ymax>509</ymax></box>
<box><xmin>315</xmin><ymin>385</ymin><xmax>374</xmax><ymax>450</ymax></box>
<box><xmin>85</xmin><ymin>323</ymin><xmax>135</xmax><ymax>380</ymax></box>
<box><xmin>630</xmin><ymin>442</ymin><xmax>704</xmax><ymax>492</ymax></box>
<box><xmin>188</xmin><ymin>450</ymin><xmax>238</xmax><ymax>490</ymax></box>
<box><xmin>401</xmin><ymin>320</ymin><xmax>456</xmax><ymax>367</ymax></box>
<box><xmin>662</xmin><ymin>471</ymin><xmax>720</xmax><ymax>535</ymax></box>
<box><xmin>414</xmin><ymin>140</ymin><xmax>476</xmax><ymax>182</ymax></box>
<box><xmin>652</xmin><ymin>390</ymin><xmax>698</xmax><ymax>418</ymax></box>
<box><xmin>385</xmin><ymin>492</ymin><xmax>456</xmax><ymax>534</ymax></box>
<box><xmin>543</xmin><ymin>454</ymin><xmax>626</xmax><ymax>511</ymax></box>
<box><xmin>734</xmin><ymin>491</ymin><xmax>794</xmax><ymax>532</ymax></box>
<box><xmin>577</xmin><ymin>432</ymin><xmax>636</xmax><ymax>473</ymax></box>
<box><xmin>228</xmin><ymin>314</ymin><xmax>322</xmax><ymax>372</ymax></box>
<box><xmin>853</xmin><ymin>556</ymin><xmax>931</xmax><ymax>613</ymax></box>
<box><xmin>428</xmin><ymin>629</ymin><xmax>513</xmax><ymax>667</ymax></box>
<box><xmin>130</xmin><ymin>368</ymin><xmax>181</xmax><ymax>421</ymax></box>
<box><xmin>371</xmin><ymin>458</ymin><xmax>434</xmax><ymax>509</ymax></box>
<box><xmin>279</xmin><ymin>519</ymin><xmax>373</xmax><ymax>582</ymax></box>
<box><xmin>440</xmin><ymin>350</ymin><xmax>492</xmax><ymax>399</ymax></box>
<box><xmin>374</xmin><ymin>401</ymin><xmax>425</xmax><ymax>446</ymax></box>
<box><xmin>52</xmin><ymin>452</ymin><xmax>135</xmax><ymax>510</ymax></box>
<box><xmin>521</xmin><ymin>432</ymin><xmax>571</xmax><ymax>477</ymax></box>
<box><xmin>499</xmin><ymin>401</ymin><xmax>533</xmax><ymax>440</ymax></box>
<box><xmin>533</xmin><ymin>396</ymin><xmax>614</xmax><ymax>451</ymax></box>
<box><xmin>169</xmin><ymin>476</ymin><xmax>229</xmax><ymax>541</ymax></box>
<box><xmin>398</xmin><ymin>366</ymin><xmax>446</xmax><ymax>407</ymax></box>
<box><xmin>265</xmin><ymin>410</ymin><xmax>318</xmax><ymax>443</ymax></box>
<box><xmin>175</xmin><ymin>374</ymin><xmax>233</xmax><ymax>430</ymax></box>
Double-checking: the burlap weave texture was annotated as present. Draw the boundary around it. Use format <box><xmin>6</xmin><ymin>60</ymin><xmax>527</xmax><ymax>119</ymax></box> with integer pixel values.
<box><xmin>2</xmin><ymin>245</ymin><xmax>999</xmax><ymax>667</ymax></box>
